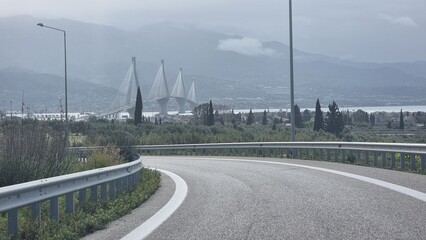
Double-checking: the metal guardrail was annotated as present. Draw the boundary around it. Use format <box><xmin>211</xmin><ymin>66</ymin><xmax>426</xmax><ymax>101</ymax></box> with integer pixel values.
<box><xmin>132</xmin><ymin>142</ymin><xmax>426</xmax><ymax>172</ymax></box>
<box><xmin>0</xmin><ymin>157</ymin><xmax>143</xmax><ymax>237</ymax></box>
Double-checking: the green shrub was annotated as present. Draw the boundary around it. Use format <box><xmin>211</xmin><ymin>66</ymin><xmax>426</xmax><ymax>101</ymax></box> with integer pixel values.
<box><xmin>0</xmin><ymin>120</ymin><xmax>68</xmax><ymax>187</ymax></box>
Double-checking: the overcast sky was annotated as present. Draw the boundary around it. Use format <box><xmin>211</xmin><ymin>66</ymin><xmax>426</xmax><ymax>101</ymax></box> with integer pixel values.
<box><xmin>1</xmin><ymin>0</ymin><xmax>425</xmax><ymax>63</ymax></box>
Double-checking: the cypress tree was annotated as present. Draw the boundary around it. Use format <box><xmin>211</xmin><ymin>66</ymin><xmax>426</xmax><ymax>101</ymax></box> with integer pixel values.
<box><xmin>399</xmin><ymin>109</ymin><xmax>404</xmax><ymax>129</ymax></box>
<box><xmin>294</xmin><ymin>104</ymin><xmax>304</xmax><ymax>128</ymax></box>
<box><xmin>246</xmin><ymin>109</ymin><xmax>254</xmax><ymax>125</ymax></box>
<box><xmin>134</xmin><ymin>86</ymin><xmax>143</xmax><ymax>125</ymax></box>
<box><xmin>262</xmin><ymin>110</ymin><xmax>267</xmax><ymax>125</ymax></box>
<box><xmin>370</xmin><ymin>114</ymin><xmax>376</xmax><ymax>127</ymax></box>
<box><xmin>208</xmin><ymin>100</ymin><xmax>214</xmax><ymax>126</ymax></box>
<box><xmin>313</xmin><ymin>99</ymin><xmax>324</xmax><ymax>131</ymax></box>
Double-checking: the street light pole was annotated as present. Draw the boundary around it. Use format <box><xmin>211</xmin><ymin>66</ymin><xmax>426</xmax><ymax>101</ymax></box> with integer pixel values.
<box><xmin>289</xmin><ymin>0</ymin><xmax>296</xmax><ymax>141</ymax></box>
<box><xmin>37</xmin><ymin>23</ymin><xmax>68</xmax><ymax>124</ymax></box>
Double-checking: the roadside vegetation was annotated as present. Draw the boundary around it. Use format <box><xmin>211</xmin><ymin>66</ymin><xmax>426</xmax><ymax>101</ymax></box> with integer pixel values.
<box><xmin>67</xmin><ymin>100</ymin><xmax>426</xmax><ymax>147</ymax></box>
<box><xmin>0</xmin><ymin>119</ymin><xmax>160</xmax><ymax>239</ymax></box>
<box><xmin>0</xmin><ymin>168</ymin><xmax>160</xmax><ymax>240</ymax></box>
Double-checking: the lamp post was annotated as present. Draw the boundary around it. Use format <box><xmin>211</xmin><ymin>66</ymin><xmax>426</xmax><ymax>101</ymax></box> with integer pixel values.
<box><xmin>289</xmin><ymin>0</ymin><xmax>296</xmax><ymax>141</ymax></box>
<box><xmin>37</xmin><ymin>23</ymin><xmax>68</xmax><ymax>123</ymax></box>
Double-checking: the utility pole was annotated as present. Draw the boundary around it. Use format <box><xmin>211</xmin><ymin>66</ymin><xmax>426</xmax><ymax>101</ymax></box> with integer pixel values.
<box><xmin>289</xmin><ymin>0</ymin><xmax>296</xmax><ymax>141</ymax></box>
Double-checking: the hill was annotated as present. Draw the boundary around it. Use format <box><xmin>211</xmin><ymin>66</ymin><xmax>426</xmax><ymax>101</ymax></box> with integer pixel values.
<box><xmin>0</xmin><ymin>67</ymin><xmax>116</xmax><ymax>112</ymax></box>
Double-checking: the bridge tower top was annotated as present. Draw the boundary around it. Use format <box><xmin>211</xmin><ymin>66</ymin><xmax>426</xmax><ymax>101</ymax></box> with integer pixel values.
<box><xmin>108</xmin><ymin>57</ymin><xmax>142</xmax><ymax>117</ymax></box>
<box><xmin>187</xmin><ymin>77</ymin><xmax>199</xmax><ymax>107</ymax></box>
<box><xmin>148</xmin><ymin>60</ymin><xmax>170</xmax><ymax>115</ymax></box>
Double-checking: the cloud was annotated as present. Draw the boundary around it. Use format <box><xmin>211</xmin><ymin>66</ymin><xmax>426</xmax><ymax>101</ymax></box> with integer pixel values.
<box><xmin>217</xmin><ymin>37</ymin><xmax>276</xmax><ymax>57</ymax></box>
<box><xmin>378</xmin><ymin>13</ymin><xmax>418</xmax><ymax>28</ymax></box>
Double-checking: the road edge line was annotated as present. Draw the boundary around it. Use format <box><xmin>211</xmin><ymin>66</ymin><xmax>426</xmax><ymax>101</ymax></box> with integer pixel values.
<box><xmin>121</xmin><ymin>168</ymin><xmax>188</xmax><ymax>240</ymax></box>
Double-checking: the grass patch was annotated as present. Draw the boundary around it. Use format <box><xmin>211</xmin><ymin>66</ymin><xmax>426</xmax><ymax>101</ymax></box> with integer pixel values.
<box><xmin>0</xmin><ymin>168</ymin><xmax>160</xmax><ymax>240</ymax></box>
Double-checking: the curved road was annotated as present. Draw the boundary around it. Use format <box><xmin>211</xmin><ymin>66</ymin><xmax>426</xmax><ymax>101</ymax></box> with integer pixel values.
<box><xmin>86</xmin><ymin>156</ymin><xmax>426</xmax><ymax>239</ymax></box>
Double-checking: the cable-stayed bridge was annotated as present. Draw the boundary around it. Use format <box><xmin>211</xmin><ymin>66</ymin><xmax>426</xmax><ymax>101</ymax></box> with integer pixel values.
<box><xmin>99</xmin><ymin>58</ymin><xmax>199</xmax><ymax>119</ymax></box>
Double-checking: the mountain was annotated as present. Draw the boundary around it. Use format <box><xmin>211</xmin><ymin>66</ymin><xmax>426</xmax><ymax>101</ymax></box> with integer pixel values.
<box><xmin>1</xmin><ymin>15</ymin><xmax>425</xmax><ymax>111</ymax></box>
<box><xmin>0</xmin><ymin>67</ymin><xmax>116</xmax><ymax>112</ymax></box>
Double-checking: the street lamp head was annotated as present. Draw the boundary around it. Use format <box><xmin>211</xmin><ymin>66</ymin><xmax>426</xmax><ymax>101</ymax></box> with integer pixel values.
<box><xmin>37</xmin><ymin>23</ymin><xmax>44</xmax><ymax>27</ymax></box>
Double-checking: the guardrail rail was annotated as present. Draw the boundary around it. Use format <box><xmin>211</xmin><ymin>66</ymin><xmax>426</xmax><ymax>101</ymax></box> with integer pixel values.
<box><xmin>132</xmin><ymin>142</ymin><xmax>426</xmax><ymax>172</ymax></box>
<box><xmin>0</xmin><ymin>157</ymin><xmax>143</xmax><ymax>237</ymax></box>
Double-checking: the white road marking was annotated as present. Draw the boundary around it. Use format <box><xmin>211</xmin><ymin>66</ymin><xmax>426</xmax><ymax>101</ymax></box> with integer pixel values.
<box><xmin>121</xmin><ymin>168</ymin><xmax>188</xmax><ymax>240</ymax></box>
<box><xmin>197</xmin><ymin>157</ymin><xmax>426</xmax><ymax>203</ymax></box>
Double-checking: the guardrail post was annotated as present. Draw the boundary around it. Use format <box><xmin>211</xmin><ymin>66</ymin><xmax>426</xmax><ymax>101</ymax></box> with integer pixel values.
<box><xmin>109</xmin><ymin>180</ymin><xmax>116</xmax><ymax>200</ymax></box>
<box><xmin>79</xmin><ymin>188</ymin><xmax>87</xmax><ymax>204</ymax></box>
<box><xmin>410</xmin><ymin>153</ymin><xmax>416</xmax><ymax>171</ymax></box>
<box><xmin>305</xmin><ymin>148</ymin><xmax>309</xmax><ymax>159</ymax></box>
<box><xmin>334</xmin><ymin>150</ymin><xmax>338</xmax><ymax>161</ymax></box>
<box><xmin>313</xmin><ymin>149</ymin><xmax>317</xmax><ymax>160</ymax></box>
<box><xmin>382</xmin><ymin>152</ymin><xmax>387</xmax><ymax>168</ymax></box>
<box><xmin>66</xmin><ymin>192</ymin><xmax>74</xmax><ymax>214</ymax></box>
<box><xmin>326</xmin><ymin>149</ymin><xmax>330</xmax><ymax>161</ymax></box>
<box><xmin>116</xmin><ymin>179</ymin><xmax>122</xmax><ymax>194</ymax></box>
<box><xmin>134</xmin><ymin>172</ymin><xmax>139</xmax><ymax>186</ymax></box>
<box><xmin>373</xmin><ymin>151</ymin><xmax>378</xmax><ymax>166</ymax></box>
<box><xmin>91</xmin><ymin>185</ymin><xmax>98</xmax><ymax>201</ymax></box>
<box><xmin>31</xmin><ymin>202</ymin><xmax>41</xmax><ymax>221</ymax></box>
<box><xmin>50</xmin><ymin>197</ymin><xmax>59</xmax><ymax>221</ymax></box>
<box><xmin>124</xmin><ymin>176</ymin><xmax>129</xmax><ymax>191</ymax></box>
<box><xmin>342</xmin><ymin>150</ymin><xmax>346</xmax><ymax>162</ymax></box>
<box><xmin>365</xmin><ymin>151</ymin><xmax>369</xmax><ymax>165</ymax></box>
<box><xmin>8</xmin><ymin>208</ymin><xmax>18</xmax><ymax>237</ymax></box>
<box><xmin>356</xmin><ymin>151</ymin><xmax>361</xmax><ymax>164</ymax></box>
<box><xmin>422</xmin><ymin>154</ymin><xmax>426</xmax><ymax>171</ymax></box>
<box><xmin>391</xmin><ymin>152</ymin><xmax>396</xmax><ymax>169</ymax></box>
<box><xmin>400</xmin><ymin>153</ymin><xmax>406</xmax><ymax>170</ymax></box>
<box><xmin>101</xmin><ymin>183</ymin><xmax>107</xmax><ymax>200</ymax></box>
<box><xmin>128</xmin><ymin>175</ymin><xmax>132</xmax><ymax>188</ymax></box>
<box><xmin>129</xmin><ymin>174</ymin><xmax>134</xmax><ymax>188</ymax></box>
<box><xmin>319</xmin><ymin>149</ymin><xmax>323</xmax><ymax>160</ymax></box>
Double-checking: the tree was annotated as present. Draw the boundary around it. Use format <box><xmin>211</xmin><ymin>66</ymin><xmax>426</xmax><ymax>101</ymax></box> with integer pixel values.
<box><xmin>313</xmin><ymin>99</ymin><xmax>324</xmax><ymax>131</ymax></box>
<box><xmin>325</xmin><ymin>101</ymin><xmax>344</xmax><ymax>136</ymax></box>
<box><xmin>294</xmin><ymin>104</ymin><xmax>304</xmax><ymax>128</ymax></box>
<box><xmin>353</xmin><ymin>109</ymin><xmax>369</xmax><ymax>124</ymax></box>
<box><xmin>370</xmin><ymin>114</ymin><xmax>376</xmax><ymax>127</ymax></box>
<box><xmin>262</xmin><ymin>110</ymin><xmax>267</xmax><ymax>125</ymax></box>
<box><xmin>207</xmin><ymin>100</ymin><xmax>214</xmax><ymax>126</ymax></box>
<box><xmin>134</xmin><ymin>86</ymin><xmax>143</xmax><ymax>125</ymax></box>
<box><xmin>246</xmin><ymin>109</ymin><xmax>254</xmax><ymax>125</ymax></box>
<box><xmin>302</xmin><ymin>109</ymin><xmax>311</xmax><ymax>122</ymax></box>
<box><xmin>399</xmin><ymin>109</ymin><xmax>404</xmax><ymax>129</ymax></box>
<box><xmin>192</xmin><ymin>103</ymin><xmax>209</xmax><ymax>125</ymax></box>
<box><xmin>414</xmin><ymin>111</ymin><xmax>426</xmax><ymax>127</ymax></box>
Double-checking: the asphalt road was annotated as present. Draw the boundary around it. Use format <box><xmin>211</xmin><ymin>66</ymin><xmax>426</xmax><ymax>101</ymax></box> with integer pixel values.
<box><xmin>143</xmin><ymin>156</ymin><xmax>426</xmax><ymax>240</ymax></box>
<box><xmin>84</xmin><ymin>156</ymin><xmax>426</xmax><ymax>239</ymax></box>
